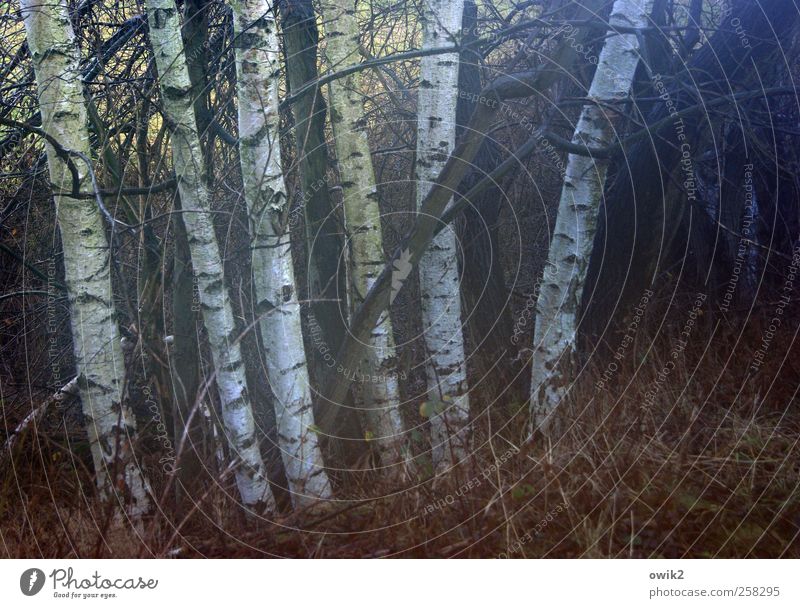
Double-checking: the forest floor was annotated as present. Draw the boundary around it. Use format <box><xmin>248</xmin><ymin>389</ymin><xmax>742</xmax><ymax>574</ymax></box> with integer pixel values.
<box><xmin>2</xmin><ymin>310</ymin><xmax>799</xmax><ymax>558</ymax></box>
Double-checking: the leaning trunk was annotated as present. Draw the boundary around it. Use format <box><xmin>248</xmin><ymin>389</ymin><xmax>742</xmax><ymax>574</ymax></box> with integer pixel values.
<box><xmin>144</xmin><ymin>0</ymin><xmax>274</xmax><ymax>510</ymax></box>
<box><xmin>229</xmin><ymin>0</ymin><xmax>331</xmax><ymax>503</ymax></box>
<box><xmin>529</xmin><ymin>0</ymin><xmax>653</xmax><ymax>433</ymax></box>
<box><xmin>416</xmin><ymin>0</ymin><xmax>470</xmax><ymax>470</ymax></box>
<box><xmin>20</xmin><ymin>0</ymin><xmax>150</xmax><ymax>517</ymax></box>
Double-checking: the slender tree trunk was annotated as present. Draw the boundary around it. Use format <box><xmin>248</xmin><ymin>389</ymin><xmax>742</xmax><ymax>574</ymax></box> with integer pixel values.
<box><xmin>181</xmin><ymin>0</ymin><xmax>215</xmax><ymax>181</ymax></box>
<box><xmin>229</xmin><ymin>0</ymin><xmax>331</xmax><ymax>503</ymax></box>
<box><xmin>20</xmin><ymin>0</ymin><xmax>150</xmax><ymax>517</ymax></box>
<box><xmin>456</xmin><ymin>0</ymin><xmax>518</xmax><ymax>402</ymax></box>
<box><xmin>320</xmin><ymin>0</ymin><xmax>404</xmax><ymax>463</ymax></box>
<box><xmin>416</xmin><ymin>0</ymin><xmax>470</xmax><ymax>470</ymax></box>
<box><xmin>172</xmin><ymin>2</ymin><xmax>208</xmax><ymax>474</ymax></box>
<box><xmin>169</xmin><ymin>207</ymin><xmax>206</xmax><ymax>488</ymax></box>
<box><xmin>529</xmin><ymin>0</ymin><xmax>653</xmax><ymax>434</ymax></box>
<box><xmin>279</xmin><ymin>0</ymin><xmax>347</xmax><ymax>389</ymax></box>
<box><xmin>134</xmin><ymin>81</ymin><xmax>205</xmax><ymax>492</ymax></box>
<box><xmin>317</xmin><ymin>4</ymin><xmax>599</xmax><ymax>433</ymax></box>
<box><xmin>144</xmin><ymin>0</ymin><xmax>274</xmax><ymax>510</ymax></box>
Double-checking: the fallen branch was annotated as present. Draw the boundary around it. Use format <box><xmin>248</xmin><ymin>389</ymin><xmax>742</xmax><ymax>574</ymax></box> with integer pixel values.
<box><xmin>1</xmin><ymin>376</ymin><xmax>79</xmax><ymax>458</ymax></box>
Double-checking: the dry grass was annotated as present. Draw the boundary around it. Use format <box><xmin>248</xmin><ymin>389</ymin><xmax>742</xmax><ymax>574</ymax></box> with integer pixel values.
<box><xmin>2</xmin><ymin>300</ymin><xmax>799</xmax><ymax>558</ymax></box>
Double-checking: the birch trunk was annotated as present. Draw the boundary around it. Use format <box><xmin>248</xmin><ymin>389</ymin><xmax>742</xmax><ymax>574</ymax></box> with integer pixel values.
<box><xmin>321</xmin><ymin>0</ymin><xmax>405</xmax><ymax>464</ymax></box>
<box><xmin>144</xmin><ymin>0</ymin><xmax>274</xmax><ymax>510</ymax></box>
<box><xmin>317</xmin><ymin>13</ymin><xmax>597</xmax><ymax>431</ymax></box>
<box><xmin>20</xmin><ymin>0</ymin><xmax>151</xmax><ymax>517</ymax></box>
<box><xmin>416</xmin><ymin>0</ymin><xmax>470</xmax><ymax>470</ymax></box>
<box><xmin>229</xmin><ymin>0</ymin><xmax>331</xmax><ymax>503</ymax></box>
<box><xmin>530</xmin><ymin>0</ymin><xmax>653</xmax><ymax>433</ymax></box>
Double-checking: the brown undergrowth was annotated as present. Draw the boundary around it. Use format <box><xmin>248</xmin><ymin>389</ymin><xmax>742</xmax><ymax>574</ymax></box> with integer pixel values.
<box><xmin>1</xmin><ymin>298</ymin><xmax>799</xmax><ymax>558</ymax></box>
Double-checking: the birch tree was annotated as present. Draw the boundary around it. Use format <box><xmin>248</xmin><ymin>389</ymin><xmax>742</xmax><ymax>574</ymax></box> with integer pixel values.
<box><xmin>315</xmin><ymin>5</ymin><xmax>598</xmax><ymax>438</ymax></box>
<box><xmin>19</xmin><ymin>0</ymin><xmax>150</xmax><ymax>517</ymax></box>
<box><xmin>144</xmin><ymin>0</ymin><xmax>274</xmax><ymax>510</ymax></box>
<box><xmin>416</xmin><ymin>0</ymin><xmax>470</xmax><ymax>470</ymax></box>
<box><xmin>320</xmin><ymin>0</ymin><xmax>405</xmax><ymax>464</ymax></box>
<box><xmin>530</xmin><ymin>0</ymin><xmax>654</xmax><ymax>433</ymax></box>
<box><xmin>229</xmin><ymin>0</ymin><xmax>331</xmax><ymax>502</ymax></box>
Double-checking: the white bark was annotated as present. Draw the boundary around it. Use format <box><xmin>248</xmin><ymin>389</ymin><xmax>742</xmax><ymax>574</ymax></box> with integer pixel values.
<box><xmin>20</xmin><ymin>0</ymin><xmax>151</xmax><ymax>518</ymax></box>
<box><xmin>229</xmin><ymin>0</ymin><xmax>331</xmax><ymax>503</ymax></box>
<box><xmin>144</xmin><ymin>0</ymin><xmax>274</xmax><ymax>510</ymax></box>
<box><xmin>530</xmin><ymin>0</ymin><xmax>653</xmax><ymax>432</ymax></box>
<box><xmin>416</xmin><ymin>0</ymin><xmax>470</xmax><ymax>470</ymax></box>
<box><xmin>321</xmin><ymin>0</ymin><xmax>405</xmax><ymax>464</ymax></box>
<box><xmin>2</xmin><ymin>377</ymin><xmax>79</xmax><ymax>460</ymax></box>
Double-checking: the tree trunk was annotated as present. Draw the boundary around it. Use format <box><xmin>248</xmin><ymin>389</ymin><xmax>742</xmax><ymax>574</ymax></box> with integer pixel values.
<box><xmin>456</xmin><ymin>0</ymin><xmax>519</xmax><ymax>402</ymax></box>
<box><xmin>279</xmin><ymin>0</ymin><xmax>348</xmax><ymax>390</ymax></box>
<box><xmin>180</xmin><ymin>0</ymin><xmax>214</xmax><ymax>181</ymax></box>
<box><xmin>169</xmin><ymin>206</ymin><xmax>206</xmax><ymax>489</ymax></box>
<box><xmin>317</xmin><ymin>27</ymin><xmax>592</xmax><ymax>434</ymax></box>
<box><xmin>416</xmin><ymin>0</ymin><xmax>470</xmax><ymax>470</ymax></box>
<box><xmin>20</xmin><ymin>0</ymin><xmax>151</xmax><ymax>517</ymax></box>
<box><xmin>320</xmin><ymin>0</ymin><xmax>405</xmax><ymax>464</ymax></box>
<box><xmin>230</xmin><ymin>0</ymin><xmax>331</xmax><ymax>503</ymax></box>
<box><xmin>144</xmin><ymin>0</ymin><xmax>274</xmax><ymax>510</ymax></box>
<box><xmin>583</xmin><ymin>0</ymin><xmax>795</xmax><ymax>337</ymax></box>
<box><xmin>529</xmin><ymin>0</ymin><xmax>653</xmax><ymax>434</ymax></box>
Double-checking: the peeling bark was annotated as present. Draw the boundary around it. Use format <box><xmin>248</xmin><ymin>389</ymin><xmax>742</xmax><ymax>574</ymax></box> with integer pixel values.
<box><xmin>530</xmin><ymin>0</ymin><xmax>654</xmax><ymax>434</ymax></box>
<box><xmin>20</xmin><ymin>0</ymin><xmax>151</xmax><ymax>517</ymax></box>
<box><xmin>416</xmin><ymin>0</ymin><xmax>470</xmax><ymax>470</ymax></box>
<box><xmin>316</xmin><ymin>2</ymin><xmax>598</xmax><ymax>437</ymax></box>
<box><xmin>321</xmin><ymin>0</ymin><xmax>405</xmax><ymax>464</ymax></box>
<box><xmin>144</xmin><ymin>0</ymin><xmax>274</xmax><ymax>510</ymax></box>
<box><xmin>229</xmin><ymin>0</ymin><xmax>331</xmax><ymax>504</ymax></box>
